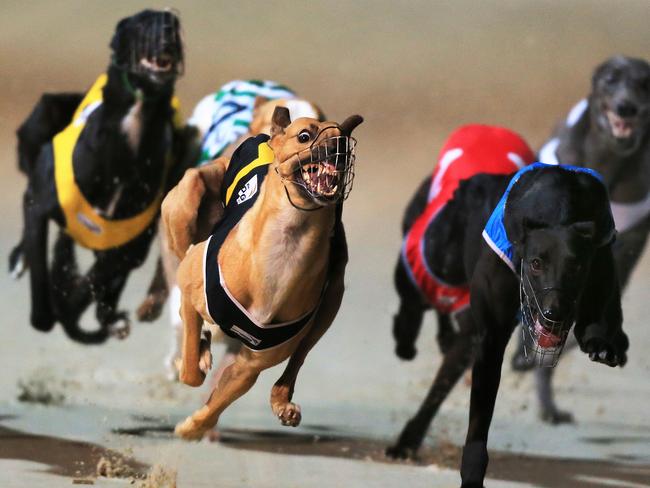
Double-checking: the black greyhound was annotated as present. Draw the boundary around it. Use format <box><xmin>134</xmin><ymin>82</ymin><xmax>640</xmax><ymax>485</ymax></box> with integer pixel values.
<box><xmin>11</xmin><ymin>9</ymin><xmax>187</xmax><ymax>344</ymax></box>
<box><xmin>388</xmin><ymin>156</ymin><xmax>628</xmax><ymax>485</ymax></box>
<box><xmin>510</xmin><ymin>55</ymin><xmax>650</xmax><ymax>423</ymax></box>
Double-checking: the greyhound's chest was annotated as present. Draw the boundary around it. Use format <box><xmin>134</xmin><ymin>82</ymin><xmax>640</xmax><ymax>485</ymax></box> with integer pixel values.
<box><xmin>204</xmin><ymin>235</ymin><xmax>317</xmax><ymax>351</ymax></box>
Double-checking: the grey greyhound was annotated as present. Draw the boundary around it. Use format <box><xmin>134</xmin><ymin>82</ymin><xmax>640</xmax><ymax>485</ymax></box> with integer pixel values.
<box><xmin>511</xmin><ymin>55</ymin><xmax>650</xmax><ymax>423</ymax></box>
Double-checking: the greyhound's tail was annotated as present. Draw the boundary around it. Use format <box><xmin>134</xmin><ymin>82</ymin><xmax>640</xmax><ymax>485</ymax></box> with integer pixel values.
<box><xmin>402</xmin><ymin>176</ymin><xmax>431</xmax><ymax>236</ymax></box>
<box><xmin>59</xmin><ymin>320</ymin><xmax>111</xmax><ymax>345</ymax></box>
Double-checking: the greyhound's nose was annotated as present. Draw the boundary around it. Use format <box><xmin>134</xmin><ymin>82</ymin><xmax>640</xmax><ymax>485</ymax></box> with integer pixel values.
<box><xmin>616</xmin><ymin>102</ymin><xmax>638</xmax><ymax>118</ymax></box>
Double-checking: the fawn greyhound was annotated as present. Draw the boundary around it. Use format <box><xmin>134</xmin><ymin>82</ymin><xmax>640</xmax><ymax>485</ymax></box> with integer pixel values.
<box><xmin>136</xmin><ymin>82</ymin><xmax>323</xmax><ymax>380</ymax></box>
<box><xmin>162</xmin><ymin>107</ymin><xmax>362</xmax><ymax>439</ymax></box>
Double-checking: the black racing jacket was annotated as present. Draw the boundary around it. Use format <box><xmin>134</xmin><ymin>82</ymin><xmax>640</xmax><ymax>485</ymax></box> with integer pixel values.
<box><xmin>203</xmin><ymin>134</ymin><xmax>319</xmax><ymax>350</ymax></box>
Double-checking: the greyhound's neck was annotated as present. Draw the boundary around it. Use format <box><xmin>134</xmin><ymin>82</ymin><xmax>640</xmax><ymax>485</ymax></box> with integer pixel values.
<box><xmin>221</xmin><ymin>164</ymin><xmax>335</xmax><ymax>323</ymax></box>
<box><xmin>102</xmin><ymin>66</ymin><xmax>174</xmax><ymax>161</ymax></box>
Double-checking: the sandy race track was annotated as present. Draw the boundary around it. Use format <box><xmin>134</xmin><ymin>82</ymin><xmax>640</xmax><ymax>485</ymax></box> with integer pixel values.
<box><xmin>1</xmin><ymin>1</ymin><xmax>650</xmax><ymax>487</ymax></box>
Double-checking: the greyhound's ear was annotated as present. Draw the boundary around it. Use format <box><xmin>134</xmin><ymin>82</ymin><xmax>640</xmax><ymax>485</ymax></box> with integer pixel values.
<box><xmin>314</xmin><ymin>104</ymin><xmax>327</xmax><ymax>122</ymax></box>
<box><xmin>253</xmin><ymin>96</ymin><xmax>269</xmax><ymax>110</ymax></box>
<box><xmin>339</xmin><ymin>115</ymin><xmax>364</xmax><ymax>136</ymax></box>
<box><xmin>570</xmin><ymin>221</ymin><xmax>596</xmax><ymax>240</ymax></box>
<box><xmin>271</xmin><ymin>106</ymin><xmax>291</xmax><ymax>136</ymax></box>
<box><xmin>110</xmin><ymin>17</ymin><xmax>129</xmax><ymax>53</ymax></box>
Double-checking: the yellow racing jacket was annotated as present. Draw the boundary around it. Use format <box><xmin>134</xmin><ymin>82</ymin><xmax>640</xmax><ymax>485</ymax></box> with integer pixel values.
<box><xmin>52</xmin><ymin>74</ymin><xmax>181</xmax><ymax>250</ymax></box>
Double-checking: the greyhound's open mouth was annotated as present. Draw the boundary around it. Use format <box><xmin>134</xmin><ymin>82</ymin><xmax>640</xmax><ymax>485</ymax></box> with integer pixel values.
<box><xmin>605</xmin><ymin>110</ymin><xmax>635</xmax><ymax>139</ymax></box>
<box><xmin>530</xmin><ymin>310</ymin><xmax>571</xmax><ymax>350</ymax></box>
<box><xmin>533</xmin><ymin>318</ymin><xmax>563</xmax><ymax>349</ymax></box>
<box><xmin>521</xmin><ymin>311</ymin><xmax>572</xmax><ymax>368</ymax></box>
<box><xmin>286</xmin><ymin>134</ymin><xmax>356</xmax><ymax>205</ymax></box>
<box><xmin>140</xmin><ymin>55</ymin><xmax>175</xmax><ymax>74</ymax></box>
<box><xmin>300</xmin><ymin>162</ymin><xmax>339</xmax><ymax>198</ymax></box>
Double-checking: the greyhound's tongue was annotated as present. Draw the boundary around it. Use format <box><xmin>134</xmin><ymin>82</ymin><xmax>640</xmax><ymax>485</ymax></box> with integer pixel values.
<box><xmin>607</xmin><ymin>111</ymin><xmax>634</xmax><ymax>139</ymax></box>
<box><xmin>534</xmin><ymin>320</ymin><xmax>562</xmax><ymax>349</ymax></box>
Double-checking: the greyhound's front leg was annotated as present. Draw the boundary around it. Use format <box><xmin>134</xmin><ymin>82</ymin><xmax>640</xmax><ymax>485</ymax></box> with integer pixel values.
<box><xmin>176</xmin><ymin>350</ymin><xmax>261</xmax><ymax>440</ymax></box>
<box><xmin>23</xmin><ymin>190</ymin><xmax>54</xmax><ymax>331</ymax></box>
<box><xmin>460</xmin><ymin>257</ymin><xmax>518</xmax><ymax>488</ymax></box>
<box><xmin>271</xmin><ymin>258</ymin><xmax>346</xmax><ymax>427</ymax></box>
<box><xmin>387</xmin><ymin>310</ymin><xmax>476</xmax><ymax>460</ymax></box>
<box><xmin>271</xmin><ymin>222</ymin><xmax>347</xmax><ymax>427</ymax></box>
<box><xmin>575</xmin><ymin>244</ymin><xmax>628</xmax><ymax>367</ymax></box>
<box><xmin>460</xmin><ymin>330</ymin><xmax>512</xmax><ymax>488</ymax></box>
<box><xmin>270</xmin><ymin>315</ymin><xmax>335</xmax><ymax>427</ymax></box>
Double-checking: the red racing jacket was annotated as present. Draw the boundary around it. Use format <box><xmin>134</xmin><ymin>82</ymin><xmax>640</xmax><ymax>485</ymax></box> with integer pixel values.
<box><xmin>402</xmin><ymin>124</ymin><xmax>534</xmax><ymax>314</ymax></box>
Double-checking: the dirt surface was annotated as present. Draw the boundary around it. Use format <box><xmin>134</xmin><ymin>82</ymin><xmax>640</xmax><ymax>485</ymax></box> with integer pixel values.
<box><xmin>0</xmin><ymin>416</ymin><xmax>147</xmax><ymax>479</ymax></box>
<box><xmin>1</xmin><ymin>1</ymin><xmax>650</xmax><ymax>487</ymax></box>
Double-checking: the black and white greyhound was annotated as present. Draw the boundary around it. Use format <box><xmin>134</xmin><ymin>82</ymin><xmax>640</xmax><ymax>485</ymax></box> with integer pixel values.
<box><xmin>10</xmin><ymin>9</ymin><xmax>188</xmax><ymax>344</ymax></box>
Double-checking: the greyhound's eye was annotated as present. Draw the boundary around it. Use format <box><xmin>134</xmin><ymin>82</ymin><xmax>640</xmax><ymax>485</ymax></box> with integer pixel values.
<box><xmin>530</xmin><ymin>258</ymin><xmax>543</xmax><ymax>272</ymax></box>
<box><xmin>297</xmin><ymin>131</ymin><xmax>311</xmax><ymax>143</ymax></box>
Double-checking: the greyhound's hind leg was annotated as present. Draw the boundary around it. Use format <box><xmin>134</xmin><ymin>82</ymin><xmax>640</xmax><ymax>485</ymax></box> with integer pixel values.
<box><xmin>51</xmin><ymin>232</ymin><xmax>91</xmax><ymax>322</ymax></box>
<box><xmin>136</xmin><ymin>256</ymin><xmax>169</xmax><ymax>322</ymax></box>
<box><xmin>536</xmin><ymin>367</ymin><xmax>574</xmax><ymax>424</ymax></box>
<box><xmin>393</xmin><ymin>258</ymin><xmax>427</xmax><ymax>360</ymax></box>
<box><xmin>510</xmin><ymin>330</ymin><xmax>535</xmax><ymax>372</ymax></box>
<box><xmin>436</xmin><ymin>312</ymin><xmax>458</xmax><ymax>354</ymax></box>
<box><xmin>23</xmin><ymin>190</ymin><xmax>55</xmax><ymax>331</ymax></box>
<box><xmin>12</xmin><ymin>93</ymin><xmax>83</xmax><ymax>279</ymax></box>
<box><xmin>536</xmin><ymin>334</ymin><xmax>577</xmax><ymax>424</ymax></box>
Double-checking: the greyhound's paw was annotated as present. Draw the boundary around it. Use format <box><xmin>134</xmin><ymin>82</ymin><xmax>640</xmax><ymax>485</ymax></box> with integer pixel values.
<box><xmin>199</xmin><ymin>330</ymin><xmax>213</xmax><ymax>375</ymax></box>
<box><xmin>108</xmin><ymin>314</ymin><xmax>131</xmax><ymax>340</ymax></box>
<box><xmin>136</xmin><ymin>293</ymin><xmax>166</xmax><ymax>322</ymax></box>
<box><xmin>584</xmin><ymin>337</ymin><xmax>626</xmax><ymax>367</ymax></box>
<box><xmin>176</xmin><ymin>358</ymin><xmax>207</xmax><ymax>387</ymax></box>
<box><xmin>385</xmin><ymin>443</ymin><xmax>418</xmax><ymax>460</ymax></box>
<box><xmin>174</xmin><ymin>416</ymin><xmax>209</xmax><ymax>441</ymax></box>
<box><xmin>540</xmin><ymin>408</ymin><xmax>574</xmax><ymax>425</ymax></box>
<box><xmin>395</xmin><ymin>343</ymin><xmax>417</xmax><ymax>361</ymax></box>
<box><xmin>511</xmin><ymin>350</ymin><xmax>535</xmax><ymax>372</ymax></box>
<box><xmin>31</xmin><ymin>311</ymin><xmax>56</xmax><ymax>332</ymax></box>
<box><xmin>174</xmin><ymin>357</ymin><xmax>183</xmax><ymax>375</ymax></box>
<box><xmin>392</xmin><ymin>314</ymin><xmax>418</xmax><ymax>360</ymax></box>
<box><xmin>9</xmin><ymin>245</ymin><xmax>26</xmax><ymax>280</ymax></box>
<box><xmin>274</xmin><ymin>402</ymin><xmax>302</xmax><ymax>427</ymax></box>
